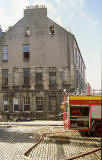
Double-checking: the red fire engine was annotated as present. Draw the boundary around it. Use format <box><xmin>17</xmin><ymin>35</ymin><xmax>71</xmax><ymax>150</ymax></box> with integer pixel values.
<box><xmin>63</xmin><ymin>90</ymin><xmax>102</xmax><ymax>136</ymax></box>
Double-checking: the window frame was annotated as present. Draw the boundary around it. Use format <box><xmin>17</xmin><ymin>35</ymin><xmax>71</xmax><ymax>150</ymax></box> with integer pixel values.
<box><xmin>2</xmin><ymin>45</ymin><xmax>8</xmax><ymax>61</ymax></box>
<box><xmin>23</xmin><ymin>97</ymin><xmax>30</xmax><ymax>112</ymax></box>
<box><xmin>2</xmin><ymin>69</ymin><xmax>8</xmax><ymax>86</ymax></box>
<box><xmin>23</xmin><ymin>44</ymin><xmax>30</xmax><ymax>60</ymax></box>
<box><xmin>23</xmin><ymin>68</ymin><xmax>30</xmax><ymax>86</ymax></box>
<box><xmin>36</xmin><ymin>97</ymin><xmax>43</xmax><ymax>112</ymax></box>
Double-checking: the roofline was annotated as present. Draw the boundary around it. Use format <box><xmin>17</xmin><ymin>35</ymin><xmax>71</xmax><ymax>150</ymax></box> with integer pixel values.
<box><xmin>73</xmin><ymin>36</ymin><xmax>86</xmax><ymax>69</ymax></box>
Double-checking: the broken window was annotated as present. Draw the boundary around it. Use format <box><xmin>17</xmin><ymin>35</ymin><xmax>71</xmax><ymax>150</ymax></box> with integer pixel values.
<box><xmin>25</xmin><ymin>27</ymin><xmax>30</xmax><ymax>37</ymax></box>
<box><xmin>36</xmin><ymin>72</ymin><xmax>43</xmax><ymax>84</ymax></box>
<box><xmin>2</xmin><ymin>46</ymin><xmax>8</xmax><ymax>60</ymax></box>
<box><xmin>2</xmin><ymin>69</ymin><xmax>8</xmax><ymax>86</ymax></box>
<box><xmin>13</xmin><ymin>98</ymin><xmax>19</xmax><ymax>112</ymax></box>
<box><xmin>24</xmin><ymin>68</ymin><xmax>30</xmax><ymax>86</ymax></box>
<box><xmin>3</xmin><ymin>97</ymin><xmax>9</xmax><ymax>112</ymax></box>
<box><xmin>36</xmin><ymin>97</ymin><xmax>43</xmax><ymax>111</ymax></box>
<box><xmin>49</xmin><ymin>72</ymin><xmax>56</xmax><ymax>84</ymax></box>
<box><xmin>23</xmin><ymin>44</ymin><xmax>29</xmax><ymax>59</ymax></box>
<box><xmin>24</xmin><ymin>97</ymin><xmax>30</xmax><ymax>111</ymax></box>
<box><xmin>49</xmin><ymin>25</ymin><xmax>54</xmax><ymax>35</ymax></box>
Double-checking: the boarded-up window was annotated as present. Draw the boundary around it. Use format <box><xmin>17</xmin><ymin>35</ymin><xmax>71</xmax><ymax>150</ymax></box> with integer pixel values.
<box><xmin>49</xmin><ymin>72</ymin><xmax>56</xmax><ymax>84</ymax></box>
<box><xmin>3</xmin><ymin>97</ymin><xmax>9</xmax><ymax>112</ymax></box>
<box><xmin>23</xmin><ymin>44</ymin><xmax>29</xmax><ymax>59</ymax></box>
<box><xmin>13</xmin><ymin>98</ymin><xmax>19</xmax><ymax>112</ymax></box>
<box><xmin>24</xmin><ymin>68</ymin><xmax>30</xmax><ymax>85</ymax></box>
<box><xmin>24</xmin><ymin>97</ymin><xmax>30</xmax><ymax>111</ymax></box>
<box><xmin>2</xmin><ymin>69</ymin><xmax>8</xmax><ymax>86</ymax></box>
<box><xmin>2</xmin><ymin>46</ymin><xmax>8</xmax><ymax>60</ymax></box>
<box><xmin>36</xmin><ymin>97</ymin><xmax>43</xmax><ymax>111</ymax></box>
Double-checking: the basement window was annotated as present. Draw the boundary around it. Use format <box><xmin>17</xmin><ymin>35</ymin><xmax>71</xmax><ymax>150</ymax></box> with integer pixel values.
<box><xmin>49</xmin><ymin>25</ymin><xmax>54</xmax><ymax>35</ymax></box>
<box><xmin>36</xmin><ymin>97</ymin><xmax>43</xmax><ymax>111</ymax></box>
<box><xmin>23</xmin><ymin>44</ymin><xmax>30</xmax><ymax>59</ymax></box>
<box><xmin>24</xmin><ymin>97</ymin><xmax>30</xmax><ymax>111</ymax></box>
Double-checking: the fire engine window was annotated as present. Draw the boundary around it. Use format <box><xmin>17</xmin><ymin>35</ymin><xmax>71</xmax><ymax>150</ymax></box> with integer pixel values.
<box><xmin>49</xmin><ymin>25</ymin><xmax>54</xmax><ymax>35</ymax></box>
<box><xmin>2</xmin><ymin>69</ymin><xmax>8</xmax><ymax>86</ymax></box>
<box><xmin>24</xmin><ymin>97</ymin><xmax>30</xmax><ymax>111</ymax></box>
<box><xmin>70</xmin><ymin>105</ymin><xmax>90</xmax><ymax>129</ymax></box>
<box><xmin>3</xmin><ymin>97</ymin><xmax>9</xmax><ymax>112</ymax></box>
<box><xmin>36</xmin><ymin>97</ymin><xmax>43</xmax><ymax>111</ymax></box>
<box><xmin>23</xmin><ymin>44</ymin><xmax>29</xmax><ymax>59</ymax></box>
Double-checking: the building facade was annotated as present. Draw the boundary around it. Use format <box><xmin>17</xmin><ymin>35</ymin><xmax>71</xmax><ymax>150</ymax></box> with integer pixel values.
<box><xmin>0</xmin><ymin>6</ymin><xmax>86</xmax><ymax>120</ymax></box>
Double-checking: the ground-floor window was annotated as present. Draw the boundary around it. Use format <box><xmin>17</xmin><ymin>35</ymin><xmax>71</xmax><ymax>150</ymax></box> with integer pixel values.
<box><xmin>49</xmin><ymin>96</ymin><xmax>57</xmax><ymax>111</ymax></box>
<box><xmin>3</xmin><ymin>97</ymin><xmax>9</xmax><ymax>112</ymax></box>
<box><xmin>36</xmin><ymin>97</ymin><xmax>43</xmax><ymax>111</ymax></box>
<box><xmin>23</xmin><ymin>97</ymin><xmax>30</xmax><ymax>111</ymax></box>
<box><xmin>13</xmin><ymin>98</ymin><xmax>19</xmax><ymax>112</ymax></box>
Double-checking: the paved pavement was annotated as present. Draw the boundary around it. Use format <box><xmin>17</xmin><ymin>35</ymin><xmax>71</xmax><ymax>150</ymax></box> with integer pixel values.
<box><xmin>0</xmin><ymin>123</ymin><xmax>101</xmax><ymax>160</ymax></box>
<box><xmin>0</xmin><ymin>120</ymin><xmax>63</xmax><ymax>126</ymax></box>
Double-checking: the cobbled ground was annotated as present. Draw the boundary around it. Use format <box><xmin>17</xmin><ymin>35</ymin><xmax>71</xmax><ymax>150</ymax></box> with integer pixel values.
<box><xmin>0</xmin><ymin>126</ymin><xmax>101</xmax><ymax>160</ymax></box>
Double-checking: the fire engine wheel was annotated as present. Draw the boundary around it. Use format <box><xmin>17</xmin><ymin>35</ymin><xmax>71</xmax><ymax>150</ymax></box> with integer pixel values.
<box><xmin>93</xmin><ymin>122</ymin><xmax>102</xmax><ymax>137</ymax></box>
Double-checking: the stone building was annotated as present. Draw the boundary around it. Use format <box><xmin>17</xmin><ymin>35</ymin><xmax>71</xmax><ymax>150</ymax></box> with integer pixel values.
<box><xmin>0</xmin><ymin>6</ymin><xmax>86</xmax><ymax>120</ymax></box>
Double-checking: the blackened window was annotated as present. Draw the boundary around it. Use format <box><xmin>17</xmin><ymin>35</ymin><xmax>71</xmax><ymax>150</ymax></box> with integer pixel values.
<box><xmin>23</xmin><ymin>44</ymin><xmax>29</xmax><ymax>59</ymax></box>
<box><xmin>36</xmin><ymin>72</ymin><xmax>42</xmax><ymax>84</ymax></box>
<box><xmin>24</xmin><ymin>97</ymin><xmax>30</xmax><ymax>111</ymax></box>
<box><xmin>49</xmin><ymin>72</ymin><xmax>56</xmax><ymax>84</ymax></box>
<box><xmin>49</xmin><ymin>25</ymin><xmax>54</xmax><ymax>35</ymax></box>
<box><xmin>2</xmin><ymin>69</ymin><xmax>8</xmax><ymax>86</ymax></box>
<box><xmin>36</xmin><ymin>97</ymin><xmax>43</xmax><ymax>111</ymax></box>
<box><xmin>24</xmin><ymin>68</ymin><xmax>30</xmax><ymax>85</ymax></box>
<box><xmin>2</xmin><ymin>46</ymin><xmax>8</xmax><ymax>60</ymax></box>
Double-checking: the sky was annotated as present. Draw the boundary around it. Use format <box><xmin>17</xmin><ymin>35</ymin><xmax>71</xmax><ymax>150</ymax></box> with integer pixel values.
<box><xmin>0</xmin><ymin>0</ymin><xmax>102</xmax><ymax>90</ymax></box>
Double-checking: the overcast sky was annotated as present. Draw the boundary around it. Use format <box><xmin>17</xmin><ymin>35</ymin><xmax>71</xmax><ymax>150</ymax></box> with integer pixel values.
<box><xmin>0</xmin><ymin>0</ymin><xmax>102</xmax><ymax>90</ymax></box>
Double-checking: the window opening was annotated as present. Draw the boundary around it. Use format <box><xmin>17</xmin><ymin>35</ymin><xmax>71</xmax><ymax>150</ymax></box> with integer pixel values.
<box><xmin>25</xmin><ymin>27</ymin><xmax>30</xmax><ymax>37</ymax></box>
<box><xmin>24</xmin><ymin>97</ymin><xmax>30</xmax><ymax>111</ymax></box>
<box><xmin>36</xmin><ymin>97</ymin><xmax>43</xmax><ymax>111</ymax></box>
<box><xmin>2</xmin><ymin>69</ymin><xmax>8</xmax><ymax>86</ymax></box>
<box><xmin>23</xmin><ymin>44</ymin><xmax>29</xmax><ymax>59</ymax></box>
<box><xmin>24</xmin><ymin>68</ymin><xmax>30</xmax><ymax>85</ymax></box>
<box><xmin>36</xmin><ymin>72</ymin><xmax>42</xmax><ymax>84</ymax></box>
<box><xmin>2</xmin><ymin>46</ymin><xmax>8</xmax><ymax>60</ymax></box>
<box><xmin>49</xmin><ymin>25</ymin><xmax>54</xmax><ymax>35</ymax></box>
<box><xmin>3</xmin><ymin>97</ymin><xmax>9</xmax><ymax>112</ymax></box>
<box><xmin>13</xmin><ymin>98</ymin><xmax>19</xmax><ymax>112</ymax></box>
<box><xmin>49</xmin><ymin>72</ymin><xmax>56</xmax><ymax>84</ymax></box>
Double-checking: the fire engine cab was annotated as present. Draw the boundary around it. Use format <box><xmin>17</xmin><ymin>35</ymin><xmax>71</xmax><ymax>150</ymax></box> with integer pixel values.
<box><xmin>63</xmin><ymin>91</ymin><xmax>102</xmax><ymax>136</ymax></box>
